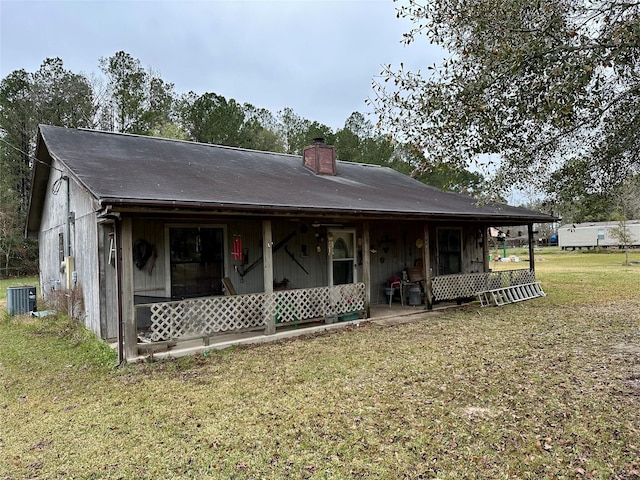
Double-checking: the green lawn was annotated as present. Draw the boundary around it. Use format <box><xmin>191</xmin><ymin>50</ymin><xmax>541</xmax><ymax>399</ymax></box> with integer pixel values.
<box><xmin>1</xmin><ymin>253</ymin><xmax>639</xmax><ymax>479</ymax></box>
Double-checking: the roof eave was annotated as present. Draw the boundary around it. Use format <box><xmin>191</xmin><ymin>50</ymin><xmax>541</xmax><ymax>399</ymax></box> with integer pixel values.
<box><xmin>25</xmin><ymin>129</ymin><xmax>52</xmax><ymax>238</ymax></box>
<box><xmin>98</xmin><ymin>197</ymin><xmax>556</xmax><ymax>224</ymax></box>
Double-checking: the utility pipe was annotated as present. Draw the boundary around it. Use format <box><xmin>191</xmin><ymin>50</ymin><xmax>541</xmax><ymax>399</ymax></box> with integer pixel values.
<box><xmin>103</xmin><ymin>215</ymin><xmax>124</xmax><ymax>365</ymax></box>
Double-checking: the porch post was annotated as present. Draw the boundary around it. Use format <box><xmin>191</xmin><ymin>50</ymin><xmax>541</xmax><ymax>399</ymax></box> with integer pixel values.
<box><xmin>121</xmin><ymin>217</ymin><xmax>137</xmax><ymax>360</ymax></box>
<box><xmin>362</xmin><ymin>222</ymin><xmax>371</xmax><ymax>318</ymax></box>
<box><xmin>483</xmin><ymin>224</ymin><xmax>490</xmax><ymax>273</ymax></box>
<box><xmin>528</xmin><ymin>223</ymin><xmax>535</xmax><ymax>273</ymax></box>
<box><xmin>263</xmin><ymin>220</ymin><xmax>275</xmax><ymax>335</ymax></box>
<box><xmin>423</xmin><ymin>223</ymin><xmax>433</xmax><ymax>310</ymax></box>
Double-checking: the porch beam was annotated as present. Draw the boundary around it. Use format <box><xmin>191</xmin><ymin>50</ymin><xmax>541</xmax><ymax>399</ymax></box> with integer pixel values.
<box><xmin>263</xmin><ymin>220</ymin><xmax>275</xmax><ymax>335</ymax></box>
<box><xmin>423</xmin><ymin>223</ymin><xmax>433</xmax><ymax>310</ymax></box>
<box><xmin>121</xmin><ymin>217</ymin><xmax>137</xmax><ymax>360</ymax></box>
<box><xmin>362</xmin><ymin>222</ymin><xmax>371</xmax><ymax>318</ymax></box>
<box><xmin>528</xmin><ymin>223</ymin><xmax>535</xmax><ymax>273</ymax></box>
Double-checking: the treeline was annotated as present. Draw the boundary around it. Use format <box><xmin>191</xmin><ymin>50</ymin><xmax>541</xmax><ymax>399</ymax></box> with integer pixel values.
<box><xmin>0</xmin><ymin>51</ymin><xmax>485</xmax><ymax>277</ymax></box>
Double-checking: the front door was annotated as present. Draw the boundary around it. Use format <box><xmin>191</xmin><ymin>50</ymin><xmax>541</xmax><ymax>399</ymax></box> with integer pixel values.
<box><xmin>328</xmin><ymin>229</ymin><xmax>357</xmax><ymax>285</ymax></box>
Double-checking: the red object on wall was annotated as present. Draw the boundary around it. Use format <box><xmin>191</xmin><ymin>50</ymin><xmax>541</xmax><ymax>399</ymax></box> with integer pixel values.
<box><xmin>233</xmin><ymin>236</ymin><xmax>243</xmax><ymax>260</ymax></box>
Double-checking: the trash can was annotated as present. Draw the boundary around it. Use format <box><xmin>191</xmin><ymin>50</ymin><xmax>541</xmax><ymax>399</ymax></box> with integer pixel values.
<box><xmin>408</xmin><ymin>285</ymin><xmax>422</xmax><ymax>306</ymax></box>
<box><xmin>6</xmin><ymin>286</ymin><xmax>37</xmax><ymax>316</ymax></box>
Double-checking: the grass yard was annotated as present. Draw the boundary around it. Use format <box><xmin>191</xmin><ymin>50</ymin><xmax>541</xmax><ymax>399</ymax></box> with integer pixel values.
<box><xmin>1</xmin><ymin>250</ymin><xmax>639</xmax><ymax>479</ymax></box>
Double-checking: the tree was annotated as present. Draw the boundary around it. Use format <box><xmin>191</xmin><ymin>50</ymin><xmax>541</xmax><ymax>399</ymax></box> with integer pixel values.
<box><xmin>178</xmin><ymin>91</ymin><xmax>246</xmax><ymax>146</ymax></box>
<box><xmin>607</xmin><ymin>178</ymin><xmax>640</xmax><ymax>265</ymax></box>
<box><xmin>334</xmin><ymin>125</ymin><xmax>360</xmax><ymax>161</ymax></box>
<box><xmin>0</xmin><ymin>194</ymin><xmax>23</xmax><ymax>276</ymax></box>
<box><xmin>335</xmin><ymin>112</ymin><xmax>369</xmax><ymax>162</ymax></box>
<box><xmin>335</xmin><ymin>112</ymin><xmax>392</xmax><ymax>164</ymax></box>
<box><xmin>1</xmin><ymin>58</ymin><xmax>95</xmax><ymax>210</ymax></box>
<box><xmin>548</xmin><ymin>167</ymin><xmax>640</xmax><ymax>223</ymax></box>
<box><xmin>31</xmin><ymin>58</ymin><xmax>96</xmax><ymax>128</ymax></box>
<box><xmin>99</xmin><ymin>51</ymin><xmax>174</xmax><ymax>134</ymax></box>
<box><xmin>609</xmin><ymin>214</ymin><xmax>636</xmax><ymax>266</ymax></box>
<box><xmin>372</xmin><ymin>0</ymin><xmax>640</xmax><ymax>200</ymax></box>
<box><xmin>276</xmin><ymin>107</ymin><xmax>311</xmax><ymax>155</ymax></box>
<box><xmin>273</xmin><ymin>108</ymin><xmax>336</xmax><ymax>155</ymax></box>
<box><xmin>150</xmin><ymin>121</ymin><xmax>190</xmax><ymax>141</ymax></box>
<box><xmin>239</xmin><ymin>104</ymin><xmax>285</xmax><ymax>152</ymax></box>
<box><xmin>334</xmin><ymin>111</ymin><xmax>485</xmax><ymax>195</ymax></box>
<box><xmin>99</xmin><ymin>51</ymin><xmax>146</xmax><ymax>132</ymax></box>
<box><xmin>608</xmin><ymin>177</ymin><xmax>640</xmax><ymax>264</ymax></box>
<box><xmin>138</xmin><ymin>76</ymin><xmax>175</xmax><ymax>134</ymax></box>
<box><xmin>0</xmin><ymin>58</ymin><xmax>94</xmax><ymax>276</ymax></box>
<box><xmin>0</xmin><ymin>69</ymin><xmax>33</xmax><ymax>210</ymax></box>
<box><xmin>390</xmin><ymin>143</ymin><xmax>487</xmax><ymax>196</ymax></box>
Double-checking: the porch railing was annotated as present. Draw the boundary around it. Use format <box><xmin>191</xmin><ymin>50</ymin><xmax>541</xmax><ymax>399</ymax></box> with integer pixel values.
<box><xmin>431</xmin><ymin>269</ymin><xmax>536</xmax><ymax>302</ymax></box>
<box><xmin>148</xmin><ymin>282</ymin><xmax>366</xmax><ymax>341</ymax></box>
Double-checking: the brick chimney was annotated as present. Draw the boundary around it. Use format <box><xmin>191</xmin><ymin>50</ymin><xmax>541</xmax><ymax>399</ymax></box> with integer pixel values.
<box><xmin>303</xmin><ymin>138</ymin><xmax>336</xmax><ymax>176</ymax></box>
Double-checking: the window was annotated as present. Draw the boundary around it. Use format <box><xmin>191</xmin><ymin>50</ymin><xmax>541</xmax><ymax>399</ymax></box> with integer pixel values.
<box><xmin>437</xmin><ymin>228</ymin><xmax>462</xmax><ymax>275</ymax></box>
<box><xmin>169</xmin><ymin>227</ymin><xmax>225</xmax><ymax>299</ymax></box>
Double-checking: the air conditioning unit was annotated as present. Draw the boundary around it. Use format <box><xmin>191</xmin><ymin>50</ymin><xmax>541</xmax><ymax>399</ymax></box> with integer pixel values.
<box><xmin>6</xmin><ymin>286</ymin><xmax>37</xmax><ymax>316</ymax></box>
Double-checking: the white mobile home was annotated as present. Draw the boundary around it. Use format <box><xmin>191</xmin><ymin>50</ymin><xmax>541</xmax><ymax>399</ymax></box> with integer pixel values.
<box><xmin>558</xmin><ymin>221</ymin><xmax>640</xmax><ymax>250</ymax></box>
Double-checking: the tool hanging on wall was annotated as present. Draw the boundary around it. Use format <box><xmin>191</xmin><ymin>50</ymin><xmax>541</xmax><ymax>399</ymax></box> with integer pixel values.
<box><xmin>238</xmin><ymin>230</ymin><xmax>297</xmax><ymax>278</ymax></box>
<box><xmin>232</xmin><ymin>235</ymin><xmax>243</xmax><ymax>261</ymax></box>
<box><xmin>284</xmin><ymin>245</ymin><xmax>309</xmax><ymax>274</ymax></box>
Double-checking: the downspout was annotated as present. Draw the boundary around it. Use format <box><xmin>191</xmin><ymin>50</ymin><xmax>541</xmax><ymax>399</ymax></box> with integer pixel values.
<box><xmin>114</xmin><ymin>217</ymin><xmax>125</xmax><ymax>365</ymax></box>
<box><xmin>104</xmin><ymin>214</ymin><xmax>124</xmax><ymax>365</ymax></box>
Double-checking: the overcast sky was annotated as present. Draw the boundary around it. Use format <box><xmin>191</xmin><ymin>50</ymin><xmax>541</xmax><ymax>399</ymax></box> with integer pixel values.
<box><xmin>0</xmin><ymin>0</ymin><xmax>445</xmax><ymax>131</ymax></box>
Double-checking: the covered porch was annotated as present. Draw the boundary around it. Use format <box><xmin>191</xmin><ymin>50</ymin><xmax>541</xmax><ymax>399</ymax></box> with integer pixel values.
<box><xmin>128</xmin><ymin>265</ymin><xmax>541</xmax><ymax>360</ymax></box>
<box><xmin>107</xmin><ymin>211</ymin><xmax>545</xmax><ymax>362</ymax></box>
<box><xmin>130</xmin><ymin>294</ymin><xmax>456</xmax><ymax>361</ymax></box>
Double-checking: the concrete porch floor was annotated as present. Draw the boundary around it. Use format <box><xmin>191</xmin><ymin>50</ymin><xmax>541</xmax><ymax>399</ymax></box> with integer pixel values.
<box><xmin>129</xmin><ymin>300</ymin><xmax>467</xmax><ymax>362</ymax></box>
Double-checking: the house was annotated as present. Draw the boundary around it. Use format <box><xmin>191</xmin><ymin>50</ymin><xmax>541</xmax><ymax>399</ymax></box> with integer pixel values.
<box><xmin>26</xmin><ymin>125</ymin><xmax>555</xmax><ymax>361</ymax></box>
<box><xmin>558</xmin><ymin>221</ymin><xmax>640</xmax><ymax>250</ymax></box>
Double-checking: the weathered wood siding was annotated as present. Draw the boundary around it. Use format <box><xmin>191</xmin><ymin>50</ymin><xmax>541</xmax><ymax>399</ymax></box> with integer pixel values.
<box><xmin>462</xmin><ymin>224</ymin><xmax>486</xmax><ymax>273</ymax></box>
<box><xmin>130</xmin><ymin>219</ymin><xmax>335</xmax><ymax>299</ymax></box>
<box><xmin>98</xmin><ymin>224</ymin><xmax>119</xmax><ymax>340</ymax></box>
<box><xmin>89</xmin><ymin>215</ymin><xmax>483</xmax><ymax>332</ymax></box>
<box><xmin>37</xmin><ymin>159</ymin><xmax>103</xmax><ymax>337</ymax></box>
<box><xmin>72</xmin><ymin>197</ymin><xmax>100</xmax><ymax>335</ymax></box>
<box><xmin>131</xmin><ymin>219</ymin><xmax>167</xmax><ymax>298</ymax></box>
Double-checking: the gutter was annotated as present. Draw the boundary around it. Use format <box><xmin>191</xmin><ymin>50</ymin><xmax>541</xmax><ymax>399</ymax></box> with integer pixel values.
<box><xmin>98</xmin><ymin>198</ymin><xmax>557</xmax><ymax>224</ymax></box>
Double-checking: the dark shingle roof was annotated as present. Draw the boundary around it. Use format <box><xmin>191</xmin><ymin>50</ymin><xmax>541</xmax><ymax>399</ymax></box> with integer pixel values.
<box><xmin>30</xmin><ymin>125</ymin><xmax>554</xmax><ymax>226</ymax></box>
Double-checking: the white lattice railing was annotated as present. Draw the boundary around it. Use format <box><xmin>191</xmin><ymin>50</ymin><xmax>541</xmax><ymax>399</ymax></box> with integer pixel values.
<box><xmin>431</xmin><ymin>270</ymin><xmax>536</xmax><ymax>301</ymax></box>
<box><xmin>148</xmin><ymin>282</ymin><xmax>366</xmax><ymax>341</ymax></box>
